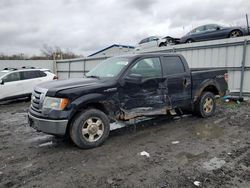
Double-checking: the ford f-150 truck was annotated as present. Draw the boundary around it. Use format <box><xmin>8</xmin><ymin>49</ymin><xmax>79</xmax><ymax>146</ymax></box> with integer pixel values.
<box><xmin>28</xmin><ymin>53</ymin><xmax>228</xmax><ymax>149</ymax></box>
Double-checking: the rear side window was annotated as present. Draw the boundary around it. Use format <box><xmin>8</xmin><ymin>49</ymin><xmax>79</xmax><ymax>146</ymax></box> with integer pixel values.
<box><xmin>205</xmin><ymin>24</ymin><xmax>218</xmax><ymax>31</ymax></box>
<box><xmin>2</xmin><ymin>72</ymin><xmax>21</xmax><ymax>82</ymax></box>
<box><xmin>21</xmin><ymin>71</ymin><xmax>46</xmax><ymax>80</ymax></box>
<box><xmin>139</xmin><ymin>38</ymin><xmax>149</xmax><ymax>44</ymax></box>
<box><xmin>162</xmin><ymin>56</ymin><xmax>185</xmax><ymax>76</ymax></box>
<box><xmin>191</xmin><ymin>26</ymin><xmax>205</xmax><ymax>34</ymax></box>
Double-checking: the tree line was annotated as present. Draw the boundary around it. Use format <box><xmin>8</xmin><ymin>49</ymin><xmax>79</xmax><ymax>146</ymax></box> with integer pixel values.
<box><xmin>0</xmin><ymin>45</ymin><xmax>83</xmax><ymax>60</ymax></box>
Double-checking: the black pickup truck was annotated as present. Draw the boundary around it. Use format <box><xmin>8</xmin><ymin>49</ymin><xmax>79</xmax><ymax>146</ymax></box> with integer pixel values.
<box><xmin>28</xmin><ymin>53</ymin><xmax>228</xmax><ymax>149</ymax></box>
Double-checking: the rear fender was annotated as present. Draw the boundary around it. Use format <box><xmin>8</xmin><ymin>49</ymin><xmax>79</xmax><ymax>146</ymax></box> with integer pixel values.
<box><xmin>193</xmin><ymin>79</ymin><xmax>221</xmax><ymax>102</ymax></box>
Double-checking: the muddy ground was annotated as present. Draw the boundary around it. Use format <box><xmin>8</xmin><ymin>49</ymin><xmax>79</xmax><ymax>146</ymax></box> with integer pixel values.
<box><xmin>0</xmin><ymin>100</ymin><xmax>249</xmax><ymax>188</ymax></box>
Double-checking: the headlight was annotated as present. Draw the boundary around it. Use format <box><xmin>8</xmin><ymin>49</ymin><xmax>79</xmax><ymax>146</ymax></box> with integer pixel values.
<box><xmin>43</xmin><ymin>97</ymin><xmax>69</xmax><ymax>110</ymax></box>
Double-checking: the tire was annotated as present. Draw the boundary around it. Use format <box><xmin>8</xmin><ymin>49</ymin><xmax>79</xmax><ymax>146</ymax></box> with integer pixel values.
<box><xmin>186</xmin><ymin>39</ymin><xmax>194</xmax><ymax>43</ymax></box>
<box><xmin>70</xmin><ymin>109</ymin><xmax>110</xmax><ymax>149</ymax></box>
<box><xmin>229</xmin><ymin>30</ymin><xmax>243</xmax><ymax>38</ymax></box>
<box><xmin>195</xmin><ymin>92</ymin><xmax>216</xmax><ymax>118</ymax></box>
<box><xmin>159</xmin><ymin>43</ymin><xmax>166</xmax><ymax>47</ymax></box>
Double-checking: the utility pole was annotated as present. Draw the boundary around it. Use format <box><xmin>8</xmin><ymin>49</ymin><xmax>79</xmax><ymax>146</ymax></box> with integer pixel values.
<box><xmin>246</xmin><ymin>14</ymin><xmax>250</xmax><ymax>34</ymax></box>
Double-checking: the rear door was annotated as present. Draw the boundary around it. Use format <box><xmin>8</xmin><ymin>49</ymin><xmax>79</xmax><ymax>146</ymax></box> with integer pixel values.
<box><xmin>20</xmin><ymin>70</ymin><xmax>48</xmax><ymax>94</ymax></box>
<box><xmin>191</xmin><ymin>26</ymin><xmax>206</xmax><ymax>41</ymax></box>
<box><xmin>161</xmin><ymin>56</ymin><xmax>191</xmax><ymax>108</ymax></box>
<box><xmin>139</xmin><ymin>38</ymin><xmax>150</xmax><ymax>49</ymax></box>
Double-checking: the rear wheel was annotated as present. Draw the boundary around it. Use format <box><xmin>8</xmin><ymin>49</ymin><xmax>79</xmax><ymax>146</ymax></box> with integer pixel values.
<box><xmin>195</xmin><ymin>92</ymin><xmax>216</xmax><ymax>118</ymax></box>
<box><xmin>70</xmin><ymin>109</ymin><xmax>110</xmax><ymax>149</ymax></box>
<box><xmin>159</xmin><ymin>42</ymin><xmax>166</xmax><ymax>47</ymax></box>
<box><xmin>229</xmin><ymin>30</ymin><xmax>243</xmax><ymax>38</ymax></box>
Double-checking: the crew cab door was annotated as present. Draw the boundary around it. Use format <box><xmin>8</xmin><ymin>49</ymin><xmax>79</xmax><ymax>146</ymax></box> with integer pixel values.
<box><xmin>119</xmin><ymin>57</ymin><xmax>165</xmax><ymax>114</ymax></box>
<box><xmin>161</xmin><ymin>56</ymin><xmax>191</xmax><ymax>108</ymax></box>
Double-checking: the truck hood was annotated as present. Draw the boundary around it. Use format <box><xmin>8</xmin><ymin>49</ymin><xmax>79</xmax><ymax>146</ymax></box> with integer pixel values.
<box><xmin>36</xmin><ymin>78</ymin><xmax>110</xmax><ymax>96</ymax></box>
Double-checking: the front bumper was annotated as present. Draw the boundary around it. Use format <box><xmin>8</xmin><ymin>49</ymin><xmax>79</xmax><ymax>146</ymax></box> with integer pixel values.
<box><xmin>28</xmin><ymin>113</ymin><xmax>68</xmax><ymax>136</ymax></box>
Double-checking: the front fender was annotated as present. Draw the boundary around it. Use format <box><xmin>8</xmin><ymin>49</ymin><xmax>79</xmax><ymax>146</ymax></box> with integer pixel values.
<box><xmin>68</xmin><ymin>93</ymin><xmax>107</xmax><ymax>118</ymax></box>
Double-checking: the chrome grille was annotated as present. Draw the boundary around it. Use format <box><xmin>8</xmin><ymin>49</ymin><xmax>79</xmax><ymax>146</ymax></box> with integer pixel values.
<box><xmin>31</xmin><ymin>87</ymin><xmax>47</xmax><ymax>113</ymax></box>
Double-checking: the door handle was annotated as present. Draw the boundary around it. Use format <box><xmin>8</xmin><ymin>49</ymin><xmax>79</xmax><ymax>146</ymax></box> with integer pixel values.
<box><xmin>183</xmin><ymin>78</ymin><xmax>189</xmax><ymax>87</ymax></box>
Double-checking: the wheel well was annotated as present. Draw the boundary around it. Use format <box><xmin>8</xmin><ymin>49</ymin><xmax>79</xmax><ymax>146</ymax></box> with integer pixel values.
<box><xmin>159</xmin><ymin>42</ymin><xmax>165</xmax><ymax>46</ymax></box>
<box><xmin>202</xmin><ymin>85</ymin><xmax>219</xmax><ymax>95</ymax></box>
<box><xmin>228</xmin><ymin>29</ymin><xmax>243</xmax><ymax>37</ymax></box>
<box><xmin>65</xmin><ymin>102</ymin><xmax>109</xmax><ymax>137</ymax></box>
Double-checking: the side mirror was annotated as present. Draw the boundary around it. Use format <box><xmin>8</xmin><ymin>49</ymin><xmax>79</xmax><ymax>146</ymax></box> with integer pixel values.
<box><xmin>0</xmin><ymin>79</ymin><xmax>4</xmax><ymax>85</ymax></box>
<box><xmin>124</xmin><ymin>74</ymin><xmax>142</xmax><ymax>84</ymax></box>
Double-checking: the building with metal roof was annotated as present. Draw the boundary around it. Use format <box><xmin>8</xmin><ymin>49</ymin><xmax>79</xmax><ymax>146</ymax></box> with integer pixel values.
<box><xmin>88</xmin><ymin>44</ymin><xmax>135</xmax><ymax>58</ymax></box>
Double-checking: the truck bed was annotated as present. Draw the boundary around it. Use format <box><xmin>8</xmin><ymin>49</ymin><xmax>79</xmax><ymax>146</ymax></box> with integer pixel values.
<box><xmin>191</xmin><ymin>69</ymin><xmax>228</xmax><ymax>99</ymax></box>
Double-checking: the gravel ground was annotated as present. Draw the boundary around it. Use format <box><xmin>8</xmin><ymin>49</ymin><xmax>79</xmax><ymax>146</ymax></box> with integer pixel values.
<box><xmin>0</xmin><ymin>99</ymin><xmax>249</xmax><ymax>188</ymax></box>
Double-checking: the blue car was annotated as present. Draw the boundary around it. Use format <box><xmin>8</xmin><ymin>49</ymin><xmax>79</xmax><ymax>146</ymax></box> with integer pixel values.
<box><xmin>180</xmin><ymin>24</ymin><xmax>249</xmax><ymax>43</ymax></box>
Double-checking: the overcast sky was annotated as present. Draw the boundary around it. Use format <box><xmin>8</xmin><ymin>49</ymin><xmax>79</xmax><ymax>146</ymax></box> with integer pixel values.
<box><xmin>0</xmin><ymin>0</ymin><xmax>249</xmax><ymax>56</ymax></box>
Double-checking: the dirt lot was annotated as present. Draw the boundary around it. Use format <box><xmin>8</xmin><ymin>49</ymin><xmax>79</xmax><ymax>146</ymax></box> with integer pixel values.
<box><xmin>0</xmin><ymin>100</ymin><xmax>249</xmax><ymax>188</ymax></box>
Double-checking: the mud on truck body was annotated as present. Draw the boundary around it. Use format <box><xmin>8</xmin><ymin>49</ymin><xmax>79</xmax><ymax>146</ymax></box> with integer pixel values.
<box><xmin>28</xmin><ymin>53</ymin><xmax>228</xmax><ymax>149</ymax></box>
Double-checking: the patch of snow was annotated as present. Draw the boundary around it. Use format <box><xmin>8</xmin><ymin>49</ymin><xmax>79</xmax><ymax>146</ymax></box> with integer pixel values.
<box><xmin>23</xmin><ymin>163</ymin><xmax>33</xmax><ymax>169</ymax></box>
<box><xmin>171</xmin><ymin>141</ymin><xmax>180</xmax><ymax>144</ymax></box>
<box><xmin>203</xmin><ymin>157</ymin><xmax>226</xmax><ymax>171</ymax></box>
<box><xmin>140</xmin><ymin>151</ymin><xmax>150</xmax><ymax>157</ymax></box>
<box><xmin>27</xmin><ymin>135</ymin><xmax>53</xmax><ymax>143</ymax></box>
<box><xmin>38</xmin><ymin>141</ymin><xmax>53</xmax><ymax>147</ymax></box>
<box><xmin>194</xmin><ymin>181</ymin><xmax>201</xmax><ymax>186</ymax></box>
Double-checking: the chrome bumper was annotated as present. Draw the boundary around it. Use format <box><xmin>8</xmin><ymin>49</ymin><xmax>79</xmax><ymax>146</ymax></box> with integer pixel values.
<box><xmin>28</xmin><ymin>113</ymin><xmax>68</xmax><ymax>136</ymax></box>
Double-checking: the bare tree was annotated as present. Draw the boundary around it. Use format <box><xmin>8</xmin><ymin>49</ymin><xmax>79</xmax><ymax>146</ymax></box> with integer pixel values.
<box><xmin>40</xmin><ymin>44</ymin><xmax>82</xmax><ymax>60</ymax></box>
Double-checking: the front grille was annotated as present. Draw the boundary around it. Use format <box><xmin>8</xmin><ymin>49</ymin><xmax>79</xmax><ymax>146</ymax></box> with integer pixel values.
<box><xmin>31</xmin><ymin>88</ymin><xmax>47</xmax><ymax>113</ymax></box>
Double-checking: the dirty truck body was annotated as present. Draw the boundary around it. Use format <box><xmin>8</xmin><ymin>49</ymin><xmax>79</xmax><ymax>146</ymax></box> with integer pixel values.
<box><xmin>28</xmin><ymin>53</ymin><xmax>228</xmax><ymax>148</ymax></box>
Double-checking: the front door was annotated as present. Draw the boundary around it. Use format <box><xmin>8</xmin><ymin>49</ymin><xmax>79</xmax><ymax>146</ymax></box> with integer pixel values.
<box><xmin>0</xmin><ymin>72</ymin><xmax>22</xmax><ymax>99</ymax></box>
<box><xmin>119</xmin><ymin>57</ymin><xmax>165</xmax><ymax>116</ymax></box>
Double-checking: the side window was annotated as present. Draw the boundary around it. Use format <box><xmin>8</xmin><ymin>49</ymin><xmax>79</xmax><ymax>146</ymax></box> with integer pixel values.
<box><xmin>149</xmin><ymin>37</ymin><xmax>158</xmax><ymax>42</ymax></box>
<box><xmin>2</xmin><ymin>72</ymin><xmax>21</xmax><ymax>82</ymax></box>
<box><xmin>39</xmin><ymin>71</ymin><xmax>47</xmax><ymax>77</ymax></box>
<box><xmin>21</xmin><ymin>71</ymin><xmax>45</xmax><ymax>80</ymax></box>
<box><xmin>193</xmin><ymin>26</ymin><xmax>205</xmax><ymax>33</ymax></box>
<box><xmin>21</xmin><ymin>71</ymin><xmax>34</xmax><ymax>80</ymax></box>
<box><xmin>128</xmin><ymin>57</ymin><xmax>162</xmax><ymax>78</ymax></box>
<box><xmin>139</xmin><ymin>38</ymin><xmax>148</xmax><ymax>44</ymax></box>
<box><xmin>162</xmin><ymin>56</ymin><xmax>185</xmax><ymax>76</ymax></box>
<box><xmin>205</xmin><ymin>24</ymin><xmax>217</xmax><ymax>31</ymax></box>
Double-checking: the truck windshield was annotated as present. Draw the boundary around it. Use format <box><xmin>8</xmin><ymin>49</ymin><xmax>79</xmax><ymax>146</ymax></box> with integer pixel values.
<box><xmin>86</xmin><ymin>57</ymin><xmax>129</xmax><ymax>78</ymax></box>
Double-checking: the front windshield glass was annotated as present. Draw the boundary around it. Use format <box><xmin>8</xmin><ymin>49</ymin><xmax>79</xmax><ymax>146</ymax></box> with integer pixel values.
<box><xmin>86</xmin><ymin>57</ymin><xmax>129</xmax><ymax>78</ymax></box>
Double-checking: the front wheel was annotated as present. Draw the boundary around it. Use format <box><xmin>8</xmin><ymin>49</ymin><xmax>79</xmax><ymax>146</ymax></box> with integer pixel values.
<box><xmin>70</xmin><ymin>109</ymin><xmax>110</xmax><ymax>149</ymax></box>
<box><xmin>195</xmin><ymin>92</ymin><xmax>216</xmax><ymax>118</ymax></box>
